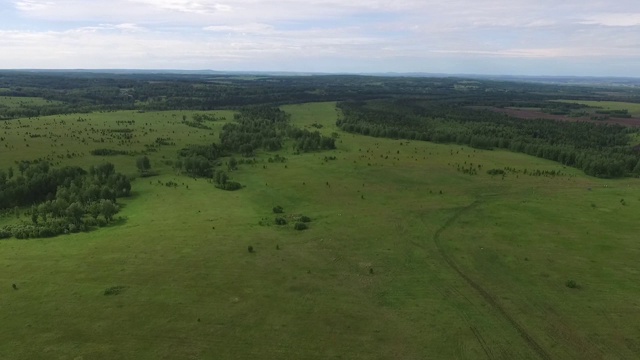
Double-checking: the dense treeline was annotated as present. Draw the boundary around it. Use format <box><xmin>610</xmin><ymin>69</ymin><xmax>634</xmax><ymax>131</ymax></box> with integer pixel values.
<box><xmin>0</xmin><ymin>161</ymin><xmax>131</xmax><ymax>239</ymax></box>
<box><xmin>337</xmin><ymin>100</ymin><xmax>640</xmax><ymax>178</ymax></box>
<box><xmin>2</xmin><ymin>71</ymin><xmax>640</xmax><ymax>119</ymax></box>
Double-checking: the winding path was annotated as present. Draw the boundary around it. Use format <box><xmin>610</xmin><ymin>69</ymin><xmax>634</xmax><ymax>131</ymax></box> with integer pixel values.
<box><xmin>432</xmin><ymin>200</ymin><xmax>551</xmax><ymax>360</ymax></box>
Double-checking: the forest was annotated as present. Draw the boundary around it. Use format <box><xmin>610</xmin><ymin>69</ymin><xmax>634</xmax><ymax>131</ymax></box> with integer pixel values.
<box><xmin>0</xmin><ymin>161</ymin><xmax>130</xmax><ymax>238</ymax></box>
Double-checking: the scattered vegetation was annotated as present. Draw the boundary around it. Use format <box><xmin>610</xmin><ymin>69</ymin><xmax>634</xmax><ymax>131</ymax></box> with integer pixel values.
<box><xmin>90</xmin><ymin>148</ymin><xmax>129</xmax><ymax>156</ymax></box>
<box><xmin>103</xmin><ymin>286</ymin><xmax>128</xmax><ymax>296</ymax></box>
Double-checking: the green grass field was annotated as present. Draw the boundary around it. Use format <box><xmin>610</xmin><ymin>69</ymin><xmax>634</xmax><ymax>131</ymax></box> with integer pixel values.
<box><xmin>1</xmin><ymin>102</ymin><xmax>639</xmax><ymax>359</ymax></box>
<box><xmin>0</xmin><ymin>96</ymin><xmax>62</xmax><ymax>109</ymax></box>
<box><xmin>557</xmin><ymin>100</ymin><xmax>640</xmax><ymax>117</ymax></box>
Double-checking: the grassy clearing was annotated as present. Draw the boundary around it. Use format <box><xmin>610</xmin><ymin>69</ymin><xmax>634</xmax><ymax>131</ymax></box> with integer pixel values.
<box><xmin>557</xmin><ymin>100</ymin><xmax>640</xmax><ymax>117</ymax></box>
<box><xmin>0</xmin><ymin>102</ymin><xmax>639</xmax><ymax>359</ymax></box>
<box><xmin>0</xmin><ymin>96</ymin><xmax>62</xmax><ymax>109</ymax></box>
<box><xmin>0</xmin><ymin>109</ymin><xmax>235</xmax><ymax>174</ymax></box>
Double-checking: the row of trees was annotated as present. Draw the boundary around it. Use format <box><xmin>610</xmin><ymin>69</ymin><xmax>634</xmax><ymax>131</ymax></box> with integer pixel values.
<box><xmin>336</xmin><ymin>100</ymin><xmax>640</xmax><ymax>178</ymax></box>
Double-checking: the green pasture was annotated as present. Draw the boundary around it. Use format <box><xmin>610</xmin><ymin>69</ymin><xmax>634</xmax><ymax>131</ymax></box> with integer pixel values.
<box><xmin>557</xmin><ymin>100</ymin><xmax>640</xmax><ymax>117</ymax></box>
<box><xmin>0</xmin><ymin>102</ymin><xmax>639</xmax><ymax>359</ymax></box>
<box><xmin>0</xmin><ymin>109</ymin><xmax>235</xmax><ymax>174</ymax></box>
<box><xmin>0</xmin><ymin>96</ymin><xmax>62</xmax><ymax>109</ymax></box>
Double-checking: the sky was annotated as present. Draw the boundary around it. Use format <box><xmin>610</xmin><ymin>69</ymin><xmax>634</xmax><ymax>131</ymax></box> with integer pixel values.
<box><xmin>1</xmin><ymin>0</ymin><xmax>640</xmax><ymax>76</ymax></box>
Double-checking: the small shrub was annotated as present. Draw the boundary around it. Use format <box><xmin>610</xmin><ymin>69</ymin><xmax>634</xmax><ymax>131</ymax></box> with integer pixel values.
<box><xmin>294</xmin><ymin>222</ymin><xmax>308</xmax><ymax>231</ymax></box>
<box><xmin>273</xmin><ymin>206</ymin><xmax>284</xmax><ymax>214</ymax></box>
<box><xmin>220</xmin><ymin>181</ymin><xmax>242</xmax><ymax>191</ymax></box>
<box><xmin>248</xmin><ymin>245</ymin><xmax>254</xmax><ymax>253</ymax></box>
<box><xmin>0</xmin><ymin>228</ymin><xmax>11</xmax><ymax>239</ymax></box>
<box><xmin>275</xmin><ymin>217</ymin><xmax>287</xmax><ymax>225</ymax></box>
<box><xmin>565</xmin><ymin>280</ymin><xmax>579</xmax><ymax>289</ymax></box>
<box><xmin>104</xmin><ymin>285</ymin><xmax>127</xmax><ymax>296</ymax></box>
<box><xmin>487</xmin><ymin>168</ymin><xmax>505</xmax><ymax>175</ymax></box>
<box><xmin>299</xmin><ymin>215</ymin><xmax>311</xmax><ymax>223</ymax></box>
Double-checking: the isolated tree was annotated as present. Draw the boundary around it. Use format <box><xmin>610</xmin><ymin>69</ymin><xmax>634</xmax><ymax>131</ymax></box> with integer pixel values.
<box><xmin>215</xmin><ymin>170</ymin><xmax>228</xmax><ymax>186</ymax></box>
<box><xmin>136</xmin><ymin>156</ymin><xmax>151</xmax><ymax>175</ymax></box>
<box><xmin>228</xmin><ymin>157</ymin><xmax>238</xmax><ymax>171</ymax></box>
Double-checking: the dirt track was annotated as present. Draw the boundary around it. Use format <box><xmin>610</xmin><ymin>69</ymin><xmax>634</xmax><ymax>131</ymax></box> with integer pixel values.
<box><xmin>433</xmin><ymin>201</ymin><xmax>552</xmax><ymax>360</ymax></box>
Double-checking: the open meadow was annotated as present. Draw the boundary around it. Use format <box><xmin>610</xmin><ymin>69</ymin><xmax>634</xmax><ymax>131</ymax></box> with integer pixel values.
<box><xmin>558</xmin><ymin>100</ymin><xmax>640</xmax><ymax>117</ymax></box>
<box><xmin>1</xmin><ymin>102</ymin><xmax>639</xmax><ymax>359</ymax></box>
<box><xmin>0</xmin><ymin>96</ymin><xmax>62</xmax><ymax>112</ymax></box>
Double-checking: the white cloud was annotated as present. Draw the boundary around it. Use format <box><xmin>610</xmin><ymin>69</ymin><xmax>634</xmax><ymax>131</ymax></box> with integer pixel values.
<box><xmin>204</xmin><ymin>23</ymin><xmax>274</xmax><ymax>34</ymax></box>
<box><xmin>130</xmin><ymin>0</ymin><xmax>232</xmax><ymax>14</ymax></box>
<box><xmin>3</xmin><ymin>0</ymin><xmax>640</xmax><ymax>75</ymax></box>
<box><xmin>581</xmin><ymin>13</ymin><xmax>640</xmax><ymax>27</ymax></box>
<box><xmin>14</xmin><ymin>0</ymin><xmax>55</xmax><ymax>11</ymax></box>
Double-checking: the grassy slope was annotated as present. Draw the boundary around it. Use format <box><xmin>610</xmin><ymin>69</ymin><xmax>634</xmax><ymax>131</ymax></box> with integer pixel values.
<box><xmin>0</xmin><ymin>102</ymin><xmax>639</xmax><ymax>359</ymax></box>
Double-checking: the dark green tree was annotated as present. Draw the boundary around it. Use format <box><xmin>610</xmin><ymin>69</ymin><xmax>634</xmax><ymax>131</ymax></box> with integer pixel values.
<box><xmin>100</xmin><ymin>199</ymin><xmax>118</xmax><ymax>223</ymax></box>
<box><xmin>136</xmin><ymin>156</ymin><xmax>151</xmax><ymax>175</ymax></box>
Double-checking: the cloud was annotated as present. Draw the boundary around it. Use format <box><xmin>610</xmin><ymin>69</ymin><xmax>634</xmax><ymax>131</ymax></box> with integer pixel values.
<box><xmin>14</xmin><ymin>0</ymin><xmax>55</xmax><ymax>12</ymax></box>
<box><xmin>3</xmin><ymin>0</ymin><xmax>640</xmax><ymax>75</ymax></box>
<box><xmin>581</xmin><ymin>13</ymin><xmax>640</xmax><ymax>27</ymax></box>
<box><xmin>203</xmin><ymin>23</ymin><xmax>275</xmax><ymax>34</ymax></box>
<box><xmin>130</xmin><ymin>0</ymin><xmax>232</xmax><ymax>14</ymax></box>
